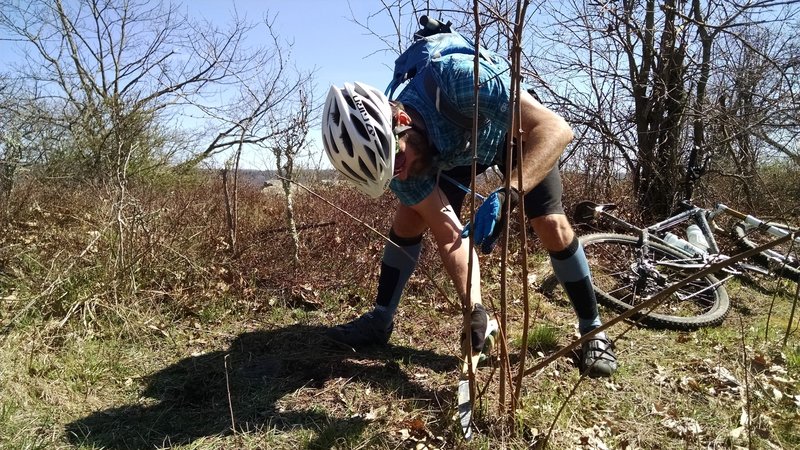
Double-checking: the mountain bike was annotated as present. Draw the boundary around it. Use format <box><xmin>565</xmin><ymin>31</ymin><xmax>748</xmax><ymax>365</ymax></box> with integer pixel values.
<box><xmin>567</xmin><ymin>200</ymin><xmax>799</xmax><ymax>330</ymax></box>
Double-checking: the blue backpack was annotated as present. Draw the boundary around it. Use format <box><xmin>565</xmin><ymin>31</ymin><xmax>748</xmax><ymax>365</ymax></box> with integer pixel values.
<box><xmin>385</xmin><ymin>16</ymin><xmax>508</xmax><ymax>129</ymax></box>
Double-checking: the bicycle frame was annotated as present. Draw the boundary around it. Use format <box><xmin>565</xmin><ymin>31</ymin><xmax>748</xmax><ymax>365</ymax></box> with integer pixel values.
<box><xmin>735</xmin><ymin>212</ymin><xmax>800</xmax><ymax>265</ymax></box>
<box><xmin>584</xmin><ymin>202</ymin><xmax>716</xmax><ymax>256</ymax></box>
<box><xmin>580</xmin><ymin>200</ymin><xmax>791</xmax><ymax>277</ymax></box>
<box><xmin>646</xmin><ymin>204</ymin><xmax>720</xmax><ymax>255</ymax></box>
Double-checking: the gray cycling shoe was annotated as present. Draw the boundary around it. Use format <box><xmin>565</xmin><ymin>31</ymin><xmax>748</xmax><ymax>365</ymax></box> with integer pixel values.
<box><xmin>580</xmin><ymin>331</ymin><xmax>618</xmax><ymax>378</ymax></box>
<box><xmin>326</xmin><ymin>312</ymin><xmax>394</xmax><ymax>348</ymax></box>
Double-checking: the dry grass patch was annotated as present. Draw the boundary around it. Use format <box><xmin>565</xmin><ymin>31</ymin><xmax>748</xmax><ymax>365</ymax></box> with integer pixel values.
<box><xmin>1</xmin><ymin>176</ymin><xmax>798</xmax><ymax>449</ymax></box>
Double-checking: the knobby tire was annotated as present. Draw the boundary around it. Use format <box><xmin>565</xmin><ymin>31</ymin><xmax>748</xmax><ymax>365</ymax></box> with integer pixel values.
<box><xmin>580</xmin><ymin>233</ymin><xmax>730</xmax><ymax>330</ymax></box>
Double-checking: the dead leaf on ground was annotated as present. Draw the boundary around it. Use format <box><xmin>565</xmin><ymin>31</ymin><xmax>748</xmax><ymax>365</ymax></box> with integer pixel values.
<box><xmin>752</xmin><ymin>353</ymin><xmax>769</xmax><ymax>372</ymax></box>
<box><xmin>289</xmin><ymin>285</ymin><xmax>322</xmax><ymax>309</ymax></box>
<box><xmin>396</xmin><ymin>418</ymin><xmax>444</xmax><ymax>450</ymax></box>
<box><xmin>729</xmin><ymin>425</ymin><xmax>745</xmax><ymax>441</ymax></box>
<box><xmin>651</xmin><ymin>402</ymin><xmax>678</xmax><ymax>418</ymax></box>
<box><xmin>572</xmin><ymin>424</ymin><xmax>611</xmax><ymax>449</ymax></box>
<box><xmin>661</xmin><ymin>417</ymin><xmax>703</xmax><ymax>439</ymax></box>
<box><xmin>679</xmin><ymin>376</ymin><xmax>703</xmax><ymax>393</ymax></box>
<box><xmin>407</xmin><ymin>417</ymin><xmax>427</xmax><ymax>438</ymax></box>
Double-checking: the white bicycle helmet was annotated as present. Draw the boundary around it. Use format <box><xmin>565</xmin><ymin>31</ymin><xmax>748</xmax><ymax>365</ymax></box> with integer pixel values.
<box><xmin>322</xmin><ymin>82</ymin><xmax>395</xmax><ymax>198</ymax></box>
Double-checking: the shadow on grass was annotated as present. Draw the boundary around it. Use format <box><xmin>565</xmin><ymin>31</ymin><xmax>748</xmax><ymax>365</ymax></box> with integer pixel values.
<box><xmin>65</xmin><ymin>324</ymin><xmax>458</xmax><ymax>449</ymax></box>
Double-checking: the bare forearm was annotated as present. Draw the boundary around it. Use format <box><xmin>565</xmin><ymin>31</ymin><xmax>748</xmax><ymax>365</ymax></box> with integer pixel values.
<box><xmin>438</xmin><ymin>236</ymin><xmax>482</xmax><ymax>307</ymax></box>
<box><xmin>410</xmin><ymin>189</ymin><xmax>483</xmax><ymax>308</ymax></box>
<box><xmin>507</xmin><ymin>92</ymin><xmax>574</xmax><ymax>194</ymax></box>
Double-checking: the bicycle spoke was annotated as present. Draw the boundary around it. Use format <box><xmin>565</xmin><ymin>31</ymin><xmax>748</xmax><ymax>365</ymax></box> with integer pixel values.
<box><xmin>580</xmin><ymin>233</ymin><xmax>730</xmax><ymax>330</ymax></box>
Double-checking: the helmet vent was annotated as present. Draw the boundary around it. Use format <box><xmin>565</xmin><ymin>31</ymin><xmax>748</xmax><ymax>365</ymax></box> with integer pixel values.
<box><xmin>362</xmin><ymin>147</ymin><xmax>377</xmax><ymax>171</ymax></box>
<box><xmin>361</xmin><ymin>101</ymin><xmax>381</xmax><ymax>125</ymax></box>
<box><xmin>329</xmin><ymin>103</ymin><xmax>341</xmax><ymax>125</ymax></box>
<box><xmin>353</xmin><ymin>83</ymin><xmax>370</xmax><ymax>97</ymax></box>
<box><xmin>359</xmin><ymin>157</ymin><xmax>374</xmax><ymax>179</ymax></box>
<box><xmin>378</xmin><ymin>130</ymin><xmax>391</xmax><ymax>159</ymax></box>
<box><xmin>344</xmin><ymin>95</ymin><xmax>356</xmax><ymax>111</ymax></box>
<box><xmin>350</xmin><ymin>113</ymin><xmax>371</xmax><ymax>140</ymax></box>
<box><xmin>341</xmin><ymin>161</ymin><xmax>367</xmax><ymax>183</ymax></box>
<box><xmin>339</xmin><ymin>129</ymin><xmax>354</xmax><ymax>158</ymax></box>
<box><xmin>322</xmin><ymin>133</ymin><xmax>335</xmax><ymax>154</ymax></box>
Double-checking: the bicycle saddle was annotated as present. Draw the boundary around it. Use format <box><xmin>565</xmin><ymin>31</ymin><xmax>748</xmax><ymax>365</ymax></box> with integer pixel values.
<box><xmin>574</xmin><ymin>200</ymin><xmax>617</xmax><ymax>224</ymax></box>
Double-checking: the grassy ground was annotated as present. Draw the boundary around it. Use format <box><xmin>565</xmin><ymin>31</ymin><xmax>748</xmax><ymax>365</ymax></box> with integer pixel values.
<box><xmin>2</xmin><ymin>276</ymin><xmax>798</xmax><ymax>449</ymax></box>
<box><xmin>1</xmin><ymin>180</ymin><xmax>798</xmax><ymax>449</ymax></box>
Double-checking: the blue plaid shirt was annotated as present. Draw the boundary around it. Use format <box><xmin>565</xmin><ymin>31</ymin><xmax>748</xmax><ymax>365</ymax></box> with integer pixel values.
<box><xmin>390</xmin><ymin>53</ymin><xmax>512</xmax><ymax>205</ymax></box>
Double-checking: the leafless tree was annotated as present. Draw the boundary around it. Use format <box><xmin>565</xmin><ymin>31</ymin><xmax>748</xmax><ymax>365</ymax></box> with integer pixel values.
<box><xmin>0</xmin><ymin>0</ymin><xmax>316</xmax><ymax>291</ymax></box>
<box><xmin>705</xmin><ymin>13</ymin><xmax>800</xmax><ymax>210</ymax></box>
<box><xmin>263</xmin><ymin>86</ymin><xmax>315</xmax><ymax>269</ymax></box>
<box><xmin>215</xmin><ymin>17</ymin><xmax>313</xmax><ymax>257</ymax></box>
<box><xmin>0</xmin><ymin>76</ymin><xmax>24</xmax><ymax>216</ymax></box>
<box><xmin>0</xmin><ymin>0</ymin><xmax>301</xmax><ymax>179</ymax></box>
<box><xmin>529</xmin><ymin>0</ymin><xmax>799</xmax><ymax>218</ymax></box>
<box><xmin>0</xmin><ymin>75</ymin><xmax>62</xmax><ymax>218</ymax></box>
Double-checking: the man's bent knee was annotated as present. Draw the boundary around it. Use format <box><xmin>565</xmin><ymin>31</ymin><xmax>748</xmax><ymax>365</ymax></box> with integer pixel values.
<box><xmin>531</xmin><ymin>214</ymin><xmax>574</xmax><ymax>252</ymax></box>
<box><xmin>391</xmin><ymin>205</ymin><xmax>428</xmax><ymax>239</ymax></box>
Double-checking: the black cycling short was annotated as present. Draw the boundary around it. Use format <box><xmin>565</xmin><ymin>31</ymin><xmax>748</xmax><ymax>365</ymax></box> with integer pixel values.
<box><xmin>437</xmin><ymin>162</ymin><xmax>565</xmax><ymax>220</ymax></box>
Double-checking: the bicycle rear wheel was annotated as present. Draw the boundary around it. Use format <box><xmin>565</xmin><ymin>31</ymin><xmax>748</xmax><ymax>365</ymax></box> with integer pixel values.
<box><xmin>733</xmin><ymin>221</ymin><xmax>799</xmax><ymax>282</ymax></box>
<box><xmin>581</xmin><ymin>233</ymin><xmax>730</xmax><ymax>330</ymax></box>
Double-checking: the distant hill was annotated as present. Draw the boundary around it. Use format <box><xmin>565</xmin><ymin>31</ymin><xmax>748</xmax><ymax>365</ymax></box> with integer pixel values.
<box><xmin>230</xmin><ymin>169</ymin><xmax>340</xmax><ymax>187</ymax></box>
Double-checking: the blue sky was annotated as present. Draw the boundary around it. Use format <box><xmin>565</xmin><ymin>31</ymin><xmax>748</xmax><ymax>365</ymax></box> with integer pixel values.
<box><xmin>192</xmin><ymin>0</ymin><xmax>394</xmax><ymax>100</ymax></box>
<box><xmin>0</xmin><ymin>0</ymin><xmax>400</xmax><ymax>169</ymax></box>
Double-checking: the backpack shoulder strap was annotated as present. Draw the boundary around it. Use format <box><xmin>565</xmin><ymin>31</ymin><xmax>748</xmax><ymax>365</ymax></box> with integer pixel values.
<box><xmin>419</xmin><ymin>68</ymin><xmax>474</xmax><ymax>129</ymax></box>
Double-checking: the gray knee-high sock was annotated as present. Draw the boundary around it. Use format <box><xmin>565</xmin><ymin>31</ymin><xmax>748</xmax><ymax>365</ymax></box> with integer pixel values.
<box><xmin>372</xmin><ymin>230</ymin><xmax>423</xmax><ymax>324</ymax></box>
<box><xmin>550</xmin><ymin>237</ymin><xmax>602</xmax><ymax>334</ymax></box>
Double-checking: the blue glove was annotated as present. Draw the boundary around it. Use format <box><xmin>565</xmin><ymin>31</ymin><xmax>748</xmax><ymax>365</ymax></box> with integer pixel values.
<box><xmin>461</xmin><ymin>188</ymin><xmax>520</xmax><ymax>254</ymax></box>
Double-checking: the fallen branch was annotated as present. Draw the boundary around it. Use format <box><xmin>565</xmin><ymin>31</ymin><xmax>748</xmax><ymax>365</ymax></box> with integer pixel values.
<box><xmin>224</xmin><ymin>353</ymin><xmax>237</xmax><ymax>433</ymax></box>
<box><xmin>261</xmin><ymin>220</ymin><xmax>336</xmax><ymax>235</ymax></box>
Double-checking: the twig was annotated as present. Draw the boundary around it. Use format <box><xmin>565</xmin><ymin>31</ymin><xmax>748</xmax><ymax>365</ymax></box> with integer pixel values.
<box><xmin>1</xmin><ymin>225</ymin><xmax>106</xmax><ymax>337</ymax></box>
<box><xmin>784</xmin><ymin>279</ymin><xmax>800</xmax><ymax>348</ymax></box>
<box><xmin>221</xmin><ymin>167</ymin><xmax>237</xmax><ymax>255</ymax></box>
<box><xmin>542</xmin><ymin>373</ymin><xmax>586</xmax><ymax>448</ymax></box>
<box><xmin>464</xmin><ymin>2</ymin><xmax>482</xmax><ymax>436</ymax></box>
<box><xmin>763</xmin><ymin>276</ymin><xmax>781</xmax><ymax>342</ymax></box>
<box><xmin>510</xmin><ymin>0</ymin><xmax>533</xmax><ymax>414</ymax></box>
<box><xmin>224</xmin><ymin>353</ymin><xmax>237</xmax><ymax>433</ymax></box>
<box><xmin>738</xmin><ymin>314</ymin><xmax>753</xmax><ymax>450</ymax></box>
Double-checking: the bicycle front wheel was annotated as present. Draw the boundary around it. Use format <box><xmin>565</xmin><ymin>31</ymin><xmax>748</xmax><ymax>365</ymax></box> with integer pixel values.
<box><xmin>733</xmin><ymin>221</ymin><xmax>799</xmax><ymax>282</ymax></box>
<box><xmin>581</xmin><ymin>233</ymin><xmax>730</xmax><ymax>330</ymax></box>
